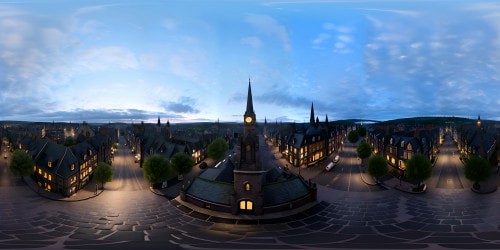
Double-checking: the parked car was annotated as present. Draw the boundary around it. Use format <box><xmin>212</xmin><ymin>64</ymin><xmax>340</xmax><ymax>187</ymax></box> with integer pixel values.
<box><xmin>333</xmin><ymin>155</ymin><xmax>340</xmax><ymax>163</ymax></box>
<box><xmin>325</xmin><ymin>162</ymin><xmax>336</xmax><ymax>172</ymax></box>
<box><xmin>199</xmin><ymin>162</ymin><xmax>208</xmax><ymax>169</ymax></box>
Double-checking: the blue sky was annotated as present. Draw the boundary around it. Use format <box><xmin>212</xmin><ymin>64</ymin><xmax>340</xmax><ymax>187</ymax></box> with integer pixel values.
<box><xmin>0</xmin><ymin>0</ymin><xmax>499</xmax><ymax>123</ymax></box>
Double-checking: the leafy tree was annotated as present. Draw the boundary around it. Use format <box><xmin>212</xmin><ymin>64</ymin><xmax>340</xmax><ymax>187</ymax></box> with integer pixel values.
<box><xmin>9</xmin><ymin>149</ymin><xmax>34</xmax><ymax>179</ymax></box>
<box><xmin>358</xmin><ymin>126</ymin><xmax>367</xmax><ymax>137</ymax></box>
<box><xmin>464</xmin><ymin>156</ymin><xmax>492</xmax><ymax>189</ymax></box>
<box><xmin>208</xmin><ymin>137</ymin><xmax>229</xmax><ymax>161</ymax></box>
<box><xmin>356</xmin><ymin>141</ymin><xmax>372</xmax><ymax>168</ymax></box>
<box><xmin>93</xmin><ymin>162</ymin><xmax>113</xmax><ymax>189</ymax></box>
<box><xmin>406</xmin><ymin>153</ymin><xmax>432</xmax><ymax>189</ymax></box>
<box><xmin>64</xmin><ymin>136</ymin><xmax>75</xmax><ymax>147</ymax></box>
<box><xmin>347</xmin><ymin>130</ymin><xmax>359</xmax><ymax>144</ymax></box>
<box><xmin>143</xmin><ymin>155</ymin><xmax>171</xmax><ymax>185</ymax></box>
<box><xmin>112</xmin><ymin>143</ymin><xmax>118</xmax><ymax>149</ymax></box>
<box><xmin>171</xmin><ymin>152</ymin><xmax>194</xmax><ymax>180</ymax></box>
<box><xmin>368</xmin><ymin>155</ymin><xmax>389</xmax><ymax>182</ymax></box>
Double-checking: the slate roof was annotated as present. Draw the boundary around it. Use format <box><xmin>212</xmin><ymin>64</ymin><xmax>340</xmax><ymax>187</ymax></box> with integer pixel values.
<box><xmin>186</xmin><ymin>177</ymin><xmax>233</xmax><ymax>205</ymax></box>
<box><xmin>34</xmin><ymin>141</ymin><xmax>79</xmax><ymax>178</ymax></box>
<box><xmin>263</xmin><ymin>177</ymin><xmax>310</xmax><ymax>206</ymax></box>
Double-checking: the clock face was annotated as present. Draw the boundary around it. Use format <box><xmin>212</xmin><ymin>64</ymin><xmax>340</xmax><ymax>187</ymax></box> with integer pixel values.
<box><xmin>245</xmin><ymin>117</ymin><xmax>253</xmax><ymax>123</ymax></box>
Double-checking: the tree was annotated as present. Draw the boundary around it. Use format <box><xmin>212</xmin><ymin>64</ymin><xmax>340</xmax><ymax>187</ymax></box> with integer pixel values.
<box><xmin>368</xmin><ymin>155</ymin><xmax>389</xmax><ymax>182</ymax></box>
<box><xmin>356</xmin><ymin>141</ymin><xmax>372</xmax><ymax>169</ymax></box>
<box><xmin>208</xmin><ymin>137</ymin><xmax>229</xmax><ymax>161</ymax></box>
<box><xmin>143</xmin><ymin>155</ymin><xmax>171</xmax><ymax>186</ymax></box>
<box><xmin>171</xmin><ymin>152</ymin><xmax>194</xmax><ymax>180</ymax></box>
<box><xmin>464</xmin><ymin>156</ymin><xmax>492</xmax><ymax>190</ymax></box>
<box><xmin>93</xmin><ymin>162</ymin><xmax>113</xmax><ymax>189</ymax></box>
<box><xmin>358</xmin><ymin>126</ymin><xmax>367</xmax><ymax>137</ymax></box>
<box><xmin>348</xmin><ymin>130</ymin><xmax>359</xmax><ymax>144</ymax></box>
<box><xmin>64</xmin><ymin>136</ymin><xmax>75</xmax><ymax>147</ymax></box>
<box><xmin>406</xmin><ymin>153</ymin><xmax>432</xmax><ymax>190</ymax></box>
<box><xmin>9</xmin><ymin>149</ymin><xmax>34</xmax><ymax>179</ymax></box>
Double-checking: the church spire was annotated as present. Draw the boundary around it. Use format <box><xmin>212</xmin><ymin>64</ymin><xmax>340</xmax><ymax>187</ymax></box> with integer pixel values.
<box><xmin>310</xmin><ymin>102</ymin><xmax>315</xmax><ymax>126</ymax></box>
<box><xmin>157</xmin><ymin>116</ymin><xmax>161</xmax><ymax>126</ymax></box>
<box><xmin>245</xmin><ymin>78</ymin><xmax>255</xmax><ymax>115</ymax></box>
<box><xmin>477</xmin><ymin>114</ymin><xmax>481</xmax><ymax>129</ymax></box>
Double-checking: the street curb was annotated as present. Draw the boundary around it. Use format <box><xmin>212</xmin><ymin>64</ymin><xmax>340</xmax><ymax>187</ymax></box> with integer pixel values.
<box><xmin>394</xmin><ymin>183</ymin><xmax>427</xmax><ymax>194</ymax></box>
<box><xmin>23</xmin><ymin>176</ymin><xmax>104</xmax><ymax>202</ymax></box>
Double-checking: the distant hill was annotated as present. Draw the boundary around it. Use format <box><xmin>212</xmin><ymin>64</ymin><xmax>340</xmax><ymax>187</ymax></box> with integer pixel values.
<box><xmin>380</xmin><ymin>116</ymin><xmax>474</xmax><ymax>126</ymax></box>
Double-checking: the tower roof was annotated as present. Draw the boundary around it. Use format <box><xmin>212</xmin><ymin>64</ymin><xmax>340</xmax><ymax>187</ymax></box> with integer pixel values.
<box><xmin>310</xmin><ymin>102</ymin><xmax>315</xmax><ymax>125</ymax></box>
<box><xmin>245</xmin><ymin>78</ymin><xmax>255</xmax><ymax>116</ymax></box>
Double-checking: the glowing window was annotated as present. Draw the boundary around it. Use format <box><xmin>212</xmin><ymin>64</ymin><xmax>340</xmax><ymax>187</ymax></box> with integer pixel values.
<box><xmin>48</xmin><ymin>175</ymin><xmax>52</xmax><ymax>181</ymax></box>
<box><xmin>38</xmin><ymin>168</ymin><xmax>42</xmax><ymax>175</ymax></box>
<box><xmin>245</xmin><ymin>183</ymin><xmax>251</xmax><ymax>191</ymax></box>
<box><xmin>71</xmin><ymin>164</ymin><xmax>75</xmax><ymax>171</ymax></box>
<box><xmin>239</xmin><ymin>200</ymin><xmax>253</xmax><ymax>210</ymax></box>
<box><xmin>48</xmin><ymin>162</ymin><xmax>52</xmax><ymax>168</ymax></box>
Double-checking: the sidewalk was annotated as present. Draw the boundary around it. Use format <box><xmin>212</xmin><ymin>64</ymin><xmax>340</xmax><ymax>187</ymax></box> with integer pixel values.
<box><xmin>23</xmin><ymin>176</ymin><xmax>103</xmax><ymax>202</ymax></box>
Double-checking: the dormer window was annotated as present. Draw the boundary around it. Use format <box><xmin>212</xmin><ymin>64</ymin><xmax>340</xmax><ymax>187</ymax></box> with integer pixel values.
<box><xmin>71</xmin><ymin>164</ymin><xmax>75</xmax><ymax>171</ymax></box>
<box><xmin>48</xmin><ymin>162</ymin><xmax>52</xmax><ymax>168</ymax></box>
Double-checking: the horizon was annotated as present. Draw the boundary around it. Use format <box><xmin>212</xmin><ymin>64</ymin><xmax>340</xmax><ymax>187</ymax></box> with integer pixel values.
<box><xmin>1</xmin><ymin>1</ymin><xmax>499</xmax><ymax>123</ymax></box>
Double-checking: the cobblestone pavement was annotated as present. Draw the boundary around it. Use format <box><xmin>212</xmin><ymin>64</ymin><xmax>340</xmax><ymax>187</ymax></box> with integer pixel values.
<box><xmin>2</xmin><ymin>183</ymin><xmax>500</xmax><ymax>249</ymax></box>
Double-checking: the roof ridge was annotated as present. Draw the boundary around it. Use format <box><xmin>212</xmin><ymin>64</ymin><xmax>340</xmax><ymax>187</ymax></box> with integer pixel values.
<box><xmin>33</xmin><ymin>140</ymin><xmax>49</xmax><ymax>162</ymax></box>
<box><xmin>55</xmin><ymin>147</ymin><xmax>69</xmax><ymax>171</ymax></box>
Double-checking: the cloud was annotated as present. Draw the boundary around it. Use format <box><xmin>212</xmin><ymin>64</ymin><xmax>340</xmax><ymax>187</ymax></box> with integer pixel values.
<box><xmin>323</xmin><ymin>23</ymin><xmax>351</xmax><ymax>33</ymax></box>
<box><xmin>140</xmin><ymin>53</ymin><xmax>159</xmax><ymax>68</ymax></box>
<box><xmin>8</xmin><ymin>109</ymin><xmax>185</xmax><ymax>123</ymax></box>
<box><xmin>245</xmin><ymin>14</ymin><xmax>291</xmax><ymax>51</ymax></box>
<box><xmin>163</xmin><ymin>97</ymin><xmax>199</xmax><ymax>114</ymax></box>
<box><xmin>312</xmin><ymin>33</ymin><xmax>331</xmax><ymax>48</ymax></box>
<box><xmin>360</xmin><ymin>8</ymin><xmax>420</xmax><ymax>17</ymax></box>
<box><xmin>338</xmin><ymin>35</ymin><xmax>352</xmax><ymax>43</ymax></box>
<box><xmin>241</xmin><ymin>36</ymin><xmax>262</xmax><ymax>48</ymax></box>
<box><xmin>162</xmin><ymin>19</ymin><xmax>176</xmax><ymax>30</ymax></box>
<box><xmin>78</xmin><ymin>46</ymin><xmax>139</xmax><ymax>71</ymax></box>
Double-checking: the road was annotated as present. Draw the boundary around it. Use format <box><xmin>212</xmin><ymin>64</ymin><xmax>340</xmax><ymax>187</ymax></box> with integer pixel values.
<box><xmin>0</xmin><ymin>147</ymin><xmax>22</xmax><ymax>187</ymax></box>
<box><xmin>434</xmin><ymin>134</ymin><xmax>465</xmax><ymax>189</ymax></box>
<box><xmin>268</xmin><ymin>137</ymin><xmax>385</xmax><ymax>192</ymax></box>
<box><xmin>105</xmin><ymin>136</ymin><xmax>149</xmax><ymax>191</ymax></box>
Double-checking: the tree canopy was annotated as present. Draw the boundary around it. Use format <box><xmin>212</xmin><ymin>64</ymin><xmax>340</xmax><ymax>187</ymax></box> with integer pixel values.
<box><xmin>368</xmin><ymin>155</ymin><xmax>389</xmax><ymax>179</ymax></box>
<box><xmin>464</xmin><ymin>156</ymin><xmax>492</xmax><ymax>185</ymax></box>
<box><xmin>64</xmin><ymin>136</ymin><xmax>76</xmax><ymax>147</ymax></box>
<box><xmin>208</xmin><ymin>138</ymin><xmax>229</xmax><ymax>161</ymax></box>
<box><xmin>93</xmin><ymin>162</ymin><xmax>113</xmax><ymax>189</ymax></box>
<box><xmin>9</xmin><ymin>149</ymin><xmax>34</xmax><ymax>177</ymax></box>
<box><xmin>143</xmin><ymin>155</ymin><xmax>172</xmax><ymax>185</ymax></box>
<box><xmin>348</xmin><ymin>130</ymin><xmax>360</xmax><ymax>144</ymax></box>
<box><xmin>171</xmin><ymin>152</ymin><xmax>194</xmax><ymax>175</ymax></box>
<box><xmin>406</xmin><ymin>153</ymin><xmax>432</xmax><ymax>188</ymax></box>
<box><xmin>356</xmin><ymin>141</ymin><xmax>372</xmax><ymax>160</ymax></box>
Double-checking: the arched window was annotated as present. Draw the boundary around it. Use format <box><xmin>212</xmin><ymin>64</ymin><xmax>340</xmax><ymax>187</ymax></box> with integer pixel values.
<box><xmin>244</xmin><ymin>182</ymin><xmax>251</xmax><ymax>191</ymax></box>
<box><xmin>239</xmin><ymin>200</ymin><xmax>253</xmax><ymax>210</ymax></box>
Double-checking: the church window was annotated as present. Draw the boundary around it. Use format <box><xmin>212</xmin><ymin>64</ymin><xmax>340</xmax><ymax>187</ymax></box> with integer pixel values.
<box><xmin>244</xmin><ymin>183</ymin><xmax>251</xmax><ymax>191</ymax></box>
<box><xmin>239</xmin><ymin>200</ymin><xmax>253</xmax><ymax>210</ymax></box>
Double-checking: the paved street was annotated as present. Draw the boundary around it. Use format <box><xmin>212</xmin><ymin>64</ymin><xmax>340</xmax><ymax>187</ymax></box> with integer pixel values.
<box><xmin>433</xmin><ymin>134</ymin><xmax>465</xmax><ymax>189</ymax></box>
<box><xmin>2</xmin><ymin>136</ymin><xmax>500</xmax><ymax>249</ymax></box>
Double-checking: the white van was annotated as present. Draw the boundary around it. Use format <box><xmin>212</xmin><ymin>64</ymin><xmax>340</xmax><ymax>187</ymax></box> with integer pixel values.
<box><xmin>333</xmin><ymin>155</ymin><xmax>340</xmax><ymax>163</ymax></box>
<box><xmin>325</xmin><ymin>162</ymin><xmax>336</xmax><ymax>172</ymax></box>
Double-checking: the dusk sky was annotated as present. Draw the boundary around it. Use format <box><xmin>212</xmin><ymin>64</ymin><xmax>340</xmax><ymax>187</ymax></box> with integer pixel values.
<box><xmin>1</xmin><ymin>0</ymin><xmax>499</xmax><ymax>123</ymax></box>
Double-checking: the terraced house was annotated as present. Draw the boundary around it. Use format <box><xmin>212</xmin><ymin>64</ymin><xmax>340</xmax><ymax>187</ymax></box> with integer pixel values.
<box><xmin>452</xmin><ymin>116</ymin><xmax>499</xmax><ymax>164</ymax></box>
<box><xmin>278</xmin><ymin>103</ymin><xmax>345</xmax><ymax>168</ymax></box>
<box><xmin>367</xmin><ymin>125</ymin><xmax>439</xmax><ymax>173</ymax></box>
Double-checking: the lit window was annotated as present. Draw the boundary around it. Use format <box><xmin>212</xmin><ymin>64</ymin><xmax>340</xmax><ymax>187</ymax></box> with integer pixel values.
<box><xmin>239</xmin><ymin>200</ymin><xmax>253</xmax><ymax>210</ymax></box>
<box><xmin>245</xmin><ymin>183</ymin><xmax>251</xmax><ymax>191</ymax></box>
<box><xmin>38</xmin><ymin>168</ymin><xmax>42</xmax><ymax>175</ymax></box>
<box><xmin>71</xmin><ymin>164</ymin><xmax>75</xmax><ymax>171</ymax></box>
<box><xmin>48</xmin><ymin>175</ymin><xmax>52</xmax><ymax>181</ymax></box>
<box><xmin>48</xmin><ymin>162</ymin><xmax>52</xmax><ymax>168</ymax></box>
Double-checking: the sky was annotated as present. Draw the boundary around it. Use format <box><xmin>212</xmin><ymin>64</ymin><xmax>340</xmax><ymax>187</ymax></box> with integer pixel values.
<box><xmin>0</xmin><ymin>0</ymin><xmax>499</xmax><ymax>123</ymax></box>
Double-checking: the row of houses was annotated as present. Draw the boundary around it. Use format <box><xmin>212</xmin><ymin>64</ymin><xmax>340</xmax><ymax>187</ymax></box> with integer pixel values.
<box><xmin>2</xmin><ymin>122</ymin><xmax>117</xmax><ymax>197</ymax></box>
<box><xmin>264</xmin><ymin>103</ymin><xmax>349</xmax><ymax>168</ymax></box>
<box><xmin>366</xmin><ymin>124</ymin><xmax>441</xmax><ymax>172</ymax></box>
<box><xmin>451</xmin><ymin>116</ymin><xmax>499</xmax><ymax>164</ymax></box>
<box><xmin>126</xmin><ymin>118</ymin><xmax>229</xmax><ymax>168</ymax></box>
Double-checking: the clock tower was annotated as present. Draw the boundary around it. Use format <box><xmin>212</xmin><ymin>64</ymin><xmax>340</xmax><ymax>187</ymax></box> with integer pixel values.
<box><xmin>232</xmin><ymin>78</ymin><xmax>264</xmax><ymax>215</ymax></box>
